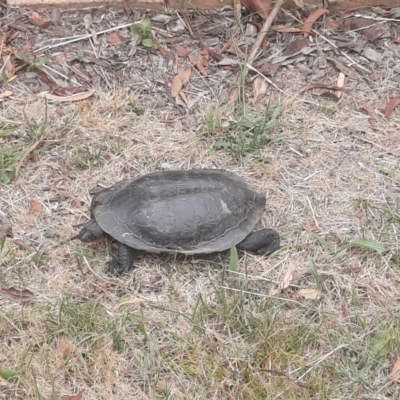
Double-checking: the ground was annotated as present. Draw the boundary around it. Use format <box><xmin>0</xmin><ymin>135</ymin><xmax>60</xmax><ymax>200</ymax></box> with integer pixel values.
<box><xmin>1</xmin><ymin>4</ymin><xmax>400</xmax><ymax>400</ymax></box>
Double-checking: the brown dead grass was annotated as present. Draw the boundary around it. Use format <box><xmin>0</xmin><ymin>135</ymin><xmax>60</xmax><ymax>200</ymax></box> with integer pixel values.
<box><xmin>1</xmin><ymin>83</ymin><xmax>399</xmax><ymax>398</ymax></box>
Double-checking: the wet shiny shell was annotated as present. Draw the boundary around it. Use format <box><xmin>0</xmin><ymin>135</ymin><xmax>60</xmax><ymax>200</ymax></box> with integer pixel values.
<box><xmin>91</xmin><ymin>169</ymin><xmax>266</xmax><ymax>254</ymax></box>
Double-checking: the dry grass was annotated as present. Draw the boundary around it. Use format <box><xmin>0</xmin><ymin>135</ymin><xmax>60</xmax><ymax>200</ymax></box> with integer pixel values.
<box><xmin>1</xmin><ymin>38</ymin><xmax>400</xmax><ymax>400</ymax></box>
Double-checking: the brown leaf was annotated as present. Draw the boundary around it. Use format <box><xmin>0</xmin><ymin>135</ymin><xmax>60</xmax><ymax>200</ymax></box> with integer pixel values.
<box><xmin>319</xmin><ymin>92</ymin><xmax>339</xmax><ymax>101</ymax></box>
<box><xmin>371</xmin><ymin>6</ymin><xmax>393</xmax><ymax>17</ymax></box>
<box><xmin>112</xmin><ymin>298</ymin><xmax>146</xmax><ymax>311</ymax></box>
<box><xmin>284</xmin><ymin>38</ymin><xmax>309</xmax><ymax>56</ymax></box>
<box><xmin>360</xmin><ymin>103</ymin><xmax>380</xmax><ymax>121</ymax></box>
<box><xmin>271</xmin><ymin>25</ymin><xmax>302</xmax><ymax>33</ymax></box>
<box><xmin>369</xmin><ymin>72</ymin><xmax>383</xmax><ymax>81</ymax></box>
<box><xmin>0</xmin><ymin>287</ymin><xmax>35</xmax><ymax>302</ymax></box>
<box><xmin>28</xmin><ymin>11</ymin><xmax>51</xmax><ymax>29</ymax></box>
<box><xmin>256</xmin><ymin>62</ymin><xmax>279</xmax><ymax>75</ymax></box>
<box><xmin>363</xmin><ymin>24</ymin><xmax>388</xmax><ymax>41</ymax></box>
<box><xmin>293</xmin><ymin>288</ymin><xmax>323</xmax><ymax>300</ymax></box>
<box><xmin>394</xmin><ymin>35</ymin><xmax>400</xmax><ymax>43</ymax></box>
<box><xmin>241</xmin><ymin>0</ymin><xmax>272</xmax><ymax>19</ymax></box>
<box><xmin>38</xmin><ymin>90</ymin><xmax>95</xmax><ymax>102</ymax></box>
<box><xmin>325</xmin><ymin>19</ymin><xmax>341</xmax><ymax>31</ymax></box>
<box><xmin>270</xmin><ymin>259</ymin><xmax>295</xmax><ymax>295</ymax></box>
<box><xmin>188</xmin><ymin>54</ymin><xmax>207</xmax><ymax>76</ymax></box>
<box><xmin>176</xmin><ymin>55</ymin><xmax>184</xmax><ymax>80</ymax></box>
<box><xmin>0</xmin><ymin>224</ymin><xmax>13</xmax><ymax>239</ymax></box>
<box><xmin>0</xmin><ymin>90</ymin><xmax>13</xmax><ymax>101</ymax></box>
<box><xmin>347</xmin><ymin>18</ymin><xmax>374</xmax><ymax>31</ymax></box>
<box><xmin>301</xmin><ymin>9</ymin><xmax>329</xmax><ymax>37</ymax></box>
<box><xmin>22</xmin><ymin>36</ymin><xmax>37</xmax><ymax>52</ymax></box>
<box><xmin>390</xmin><ymin>357</ymin><xmax>400</xmax><ymax>381</ymax></box>
<box><xmin>327</xmin><ymin>58</ymin><xmax>358</xmax><ymax>80</ymax></box>
<box><xmin>106</xmin><ymin>31</ymin><xmax>128</xmax><ymax>45</ymax></box>
<box><xmin>229</xmin><ymin>86</ymin><xmax>239</xmax><ymax>104</ymax></box>
<box><xmin>170</xmin><ymin>75</ymin><xmax>183</xmax><ymax>98</ymax></box>
<box><xmin>61</xmin><ymin>391</ymin><xmax>84</xmax><ymax>400</ymax></box>
<box><xmin>179</xmin><ymin>91</ymin><xmax>188</xmax><ymax>104</ymax></box>
<box><xmin>174</xmin><ymin>44</ymin><xmax>190</xmax><ymax>57</ymax></box>
<box><xmin>252</xmin><ymin>77</ymin><xmax>268</xmax><ymax>104</ymax></box>
<box><xmin>180</xmin><ymin>67</ymin><xmax>191</xmax><ymax>85</ymax></box>
<box><xmin>201</xmin><ymin>48</ymin><xmax>209</xmax><ymax>68</ymax></box>
<box><xmin>203</xmin><ymin>46</ymin><xmax>223</xmax><ymax>61</ymax></box>
<box><xmin>299</xmin><ymin>82</ymin><xmax>348</xmax><ymax>94</ymax></box>
<box><xmin>385</xmin><ymin>97</ymin><xmax>400</xmax><ymax>117</ymax></box>
<box><xmin>29</xmin><ymin>199</ymin><xmax>43</xmax><ymax>214</ymax></box>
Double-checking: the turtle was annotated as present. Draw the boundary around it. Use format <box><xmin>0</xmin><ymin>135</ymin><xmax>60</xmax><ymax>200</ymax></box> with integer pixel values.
<box><xmin>75</xmin><ymin>169</ymin><xmax>280</xmax><ymax>274</ymax></box>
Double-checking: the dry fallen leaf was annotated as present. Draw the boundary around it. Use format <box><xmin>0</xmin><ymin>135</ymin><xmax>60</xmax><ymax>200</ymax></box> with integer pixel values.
<box><xmin>302</xmin><ymin>9</ymin><xmax>329</xmax><ymax>37</ymax></box>
<box><xmin>325</xmin><ymin>19</ymin><xmax>341</xmax><ymax>31</ymax></box>
<box><xmin>179</xmin><ymin>91</ymin><xmax>188</xmax><ymax>104</ymax></box>
<box><xmin>0</xmin><ymin>90</ymin><xmax>13</xmax><ymax>101</ymax></box>
<box><xmin>270</xmin><ymin>259</ymin><xmax>295</xmax><ymax>295</ymax></box>
<box><xmin>256</xmin><ymin>62</ymin><xmax>279</xmax><ymax>75</ymax></box>
<box><xmin>241</xmin><ymin>0</ymin><xmax>272</xmax><ymax>19</ymax></box>
<box><xmin>29</xmin><ymin>199</ymin><xmax>43</xmax><ymax>214</ymax></box>
<box><xmin>252</xmin><ymin>77</ymin><xmax>268</xmax><ymax>104</ymax></box>
<box><xmin>38</xmin><ymin>90</ymin><xmax>95</xmax><ymax>102</ymax></box>
<box><xmin>394</xmin><ymin>35</ymin><xmax>400</xmax><ymax>43</ymax></box>
<box><xmin>170</xmin><ymin>75</ymin><xmax>183</xmax><ymax>98</ymax></box>
<box><xmin>385</xmin><ymin>97</ymin><xmax>400</xmax><ymax>117</ymax></box>
<box><xmin>299</xmin><ymin>82</ymin><xmax>348</xmax><ymax>94</ymax></box>
<box><xmin>284</xmin><ymin>38</ymin><xmax>309</xmax><ymax>56</ymax></box>
<box><xmin>271</xmin><ymin>25</ymin><xmax>302</xmax><ymax>33</ymax></box>
<box><xmin>188</xmin><ymin>54</ymin><xmax>207</xmax><ymax>76</ymax></box>
<box><xmin>112</xmin><ymin>298</ymin><xmax>146</xmax><ymax>311</ymax></box>
<box><xmin>229</xmin><ymin>86</ymin><xmax>239</xmax><ymax>104</ymax></box>
<box><xmin>293</xmin><ymin>288</ymin><xmax>323</xmax><ymax>300</ymax></box>
<box><xmin>106</xmin><ymin>31</ymin><xmax>128</xmax><ymax>45</ymax></box>
<box><xmin>0</xmin><ymin>287</ymin><xmax>35</xmax><ymax>302</ymax></box>
<box><xmin>369</xmin><ymin>72</ymin><xmax>383</xmax><ymax>81</ymax></box>
<box><xmin>174</xmin><ymin>44</ymin><xmax>190</xmax><ymax>57</ymax></box>
<box><xmin>363</xmin><ymin>24</ymin><xmax>388</xmax><ymax>41</ymax></box>
<box><xmin>390</xmin><ymin>357</ymin><xmax>400</xmax><ymax>381</ymax></box>
<box><xmin>360</xmin><ymin>103</ymin><xmax>380</xmax><ymax>121</ymax></box>
<box><xmin>61</xmin><ymin>390</ymin><xmax>84</xmax><ymax>400</ymax></box>
<box><xmin>326</xmin><ymin>58</ymin><xmax>358</xmax><ymax>80</ymax></box>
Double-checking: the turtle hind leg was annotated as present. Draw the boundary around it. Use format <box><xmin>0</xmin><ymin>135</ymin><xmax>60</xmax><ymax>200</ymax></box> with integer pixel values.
<box><xmin>237</xmin><ymin>228</ymin><xmax>280</xmax><ymax>256</ymax></box>
<box><xmin>106</xmin><ymin>243</ymin><xmax>139</xmax><ymax>275</ymax></box>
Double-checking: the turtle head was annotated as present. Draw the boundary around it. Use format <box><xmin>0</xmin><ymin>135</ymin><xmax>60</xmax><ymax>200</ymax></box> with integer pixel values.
<box><xmin>72</xmin><ymin>219</ymin><xmax>105</xmax><ymax>243</ymax></box>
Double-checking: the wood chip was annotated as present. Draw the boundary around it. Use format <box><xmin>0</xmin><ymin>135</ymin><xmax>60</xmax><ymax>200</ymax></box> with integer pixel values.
<box><xmin>363</xmin><ymin>24</ymin><xmax>388</xmax><ymax>41</ymax></box>
<box><xmin>326</xmin><ymin>57</ymin><xmax>358</xmax><ymax>80</ymax></box>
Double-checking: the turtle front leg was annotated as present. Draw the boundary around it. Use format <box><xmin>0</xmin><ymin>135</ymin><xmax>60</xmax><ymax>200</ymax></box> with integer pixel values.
<box><xmin>237</xmin><ymin>228</ymin><xmax>280</xmax><ymax>255</ymax></box>
<box><xmin>106</xmin><ymin>243</ymin><xmax>139</xmax><ymax>275</ymax></box>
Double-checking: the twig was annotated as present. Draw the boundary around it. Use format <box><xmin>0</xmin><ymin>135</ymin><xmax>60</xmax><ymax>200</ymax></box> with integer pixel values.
<box><xmin>350</xmin><ymin>134</ymin><xmax>400</xmax><ymax>157</ymax></box>
<box><xmin>82</xmin><ymin>256</ymin><xmax>115</xmax><ymax>285</ymax></box>
<box><xmin>247</xmin><ymin>0</ymin><xmax>286</xmax><ymax>66</ymax></box>
<box><xmin>34</xmin><ymin>22</ymin><xmax>134</xmax><ymax>52</ymax></box>
<box><xmin>234</xmin><ymin>0</ymin><xmax>286</xmax><ymax>97</ymax></box>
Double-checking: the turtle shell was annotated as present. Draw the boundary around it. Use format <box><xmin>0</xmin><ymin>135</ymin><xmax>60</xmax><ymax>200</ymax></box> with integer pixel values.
<box><xmin>91</xmin><ymin>169</ymin><xmax>266</xmax><ymax>254</ymax></box>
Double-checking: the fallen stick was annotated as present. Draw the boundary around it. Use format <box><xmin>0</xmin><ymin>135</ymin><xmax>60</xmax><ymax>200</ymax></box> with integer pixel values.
<box><xmin>234</xmin><ymin>0</ymin><xmax>286</xmax><ymax>95</ymax></box>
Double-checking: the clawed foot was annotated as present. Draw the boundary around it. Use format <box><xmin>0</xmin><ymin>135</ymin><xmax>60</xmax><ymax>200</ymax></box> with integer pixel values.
<box><xmin>106</xmin><ymin>257</ymin><xmax>132</xmax><ymax>275</ymax></box>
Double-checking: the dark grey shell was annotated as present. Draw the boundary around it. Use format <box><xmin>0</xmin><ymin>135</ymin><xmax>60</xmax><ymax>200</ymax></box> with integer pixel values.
<box><xmin>91</xmin><ymin>169</ymin><xmax>266</xmax><ymax>254</ymax></box>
